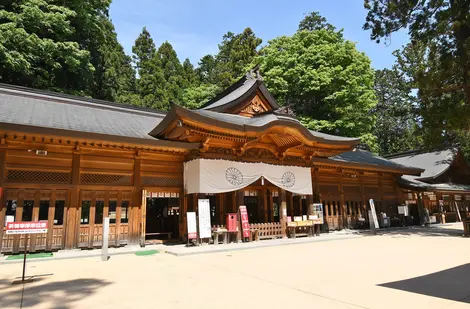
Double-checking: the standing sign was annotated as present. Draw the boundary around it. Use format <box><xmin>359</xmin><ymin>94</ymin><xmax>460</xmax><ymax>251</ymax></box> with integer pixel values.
<box><xmin>397</xmin><ymin>205</ymin><xmax>409</xmax><ymax>216</ymax></box>
<box><xmin>309</xmin><ymin>203</ymin><xmax>324</xmax><ymax>224</ymax></box>
<box><xmin>238</xmin><ymin>205</ymin><xmax>250</xmax><ymax>238</ymax></box>
<box><xmin>6</xmin><ymin>221</ymin><xmax>48</xmax><ymax>234</ymax></box>
<box><xmin>187</xmin><ymin>212</ymin><xmax>197</xmax><ymax>239</ymax></box>
<box><xmin>198</xmin><ymin>199</ymin><xmax>212</xmax><ymax>239</ymax></box>
<box><xmin>369</xmin><ymin>199</ymin><xmax>379</xmax><ymax>229</ymax></box>
<box><xmin>6</xmin><ymin>221</ymin><xmax>48</xmax><ymax>284</ymax></box>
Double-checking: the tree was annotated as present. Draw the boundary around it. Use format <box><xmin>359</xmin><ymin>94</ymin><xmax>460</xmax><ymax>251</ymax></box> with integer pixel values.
<box><xmin>182</xmin><ymin>58</ymin><xmax>198</xmax><ymax>87</ymax></box>
<box><xmin>182</xmin><ymin>84</ymin><xmax>221</xmax><ymax>109</ymax></box>
<box><xmin>254</xmin><ymin>30</ymin><xmax>377</xmax><ymax>150</ymax></box>
<box><xmin>0</xmin><ymin>0</ymin><xmax>95</xmax><ymax>95</ymax></box>
<box><xmin>131</xmin><ymin>27</ymin><xmax>166</xmax><ymax>109</ymax></box>
<box><xmin>196</xmin><ymin>54</ymin><xmax>217</xmax><ymax>84</ymax></box>
<box><xmin>213</xmin><ymin>28</ymin><xmax>262</xmax><ymax>88</ymax></box>
<box><xmin>374</xmin><ymin>68</ymin><xmax>420</xmax><ymax>155</ymax></box>
<box><xmin>364</xmin><ymin>0</ymin><xmax>470</xmax><ymax>149</ymax></box>
<box><xmin>298</xmin><ymin>11</ymin><xmax>336</xmax><ymax>32</ymax></box>
<box><xmin>156</xmin><ymin>41</ymin><xmax>185</xmax><ymax>107</ymax></box>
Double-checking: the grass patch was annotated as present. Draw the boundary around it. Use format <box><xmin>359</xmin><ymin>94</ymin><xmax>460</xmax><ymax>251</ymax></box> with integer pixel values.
<box><xmin>6</xmin><ymin>252</ymin><xmax>53</xmax><ymax>261</ymax></box>
<box><xmin>135</xmin><ymin>249</ymin><xmax>159</xmax><ymax>256</ymax></box>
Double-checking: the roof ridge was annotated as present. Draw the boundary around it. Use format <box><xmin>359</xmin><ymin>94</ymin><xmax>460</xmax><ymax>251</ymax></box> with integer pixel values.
<box><xmin>385</xmin><ymin>147</ymin><xmax>456</xmax><ymax>159</ymax></box>
<box><xmin>0</xmin><ymin>83</ymin><xmax>167</xmax><ymax>118</ymax></box>
<box><xmin>199</xmin><ymin>75</ymin><xmax>250</xmax><ymax>109</ymax></box>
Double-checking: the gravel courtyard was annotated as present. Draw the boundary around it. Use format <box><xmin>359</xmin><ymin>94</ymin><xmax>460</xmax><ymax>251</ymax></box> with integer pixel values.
<box><xmin>1</xmin><ymin>224</ymin><xmax>469</xmax><ymax>309</ymax></box>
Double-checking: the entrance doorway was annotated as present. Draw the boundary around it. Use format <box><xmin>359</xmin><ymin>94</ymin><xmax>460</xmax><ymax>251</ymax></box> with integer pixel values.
<box><xmin>145</xmin><ymin>193</ymin><xmax>179</xmax><ymax>241</ymax></box>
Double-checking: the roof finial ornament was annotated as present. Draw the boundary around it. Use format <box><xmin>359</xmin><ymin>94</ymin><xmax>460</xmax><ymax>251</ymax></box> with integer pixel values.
<box><xmin>246</xmin><ymin>65</ymin><xmax>263</xmax><ymax>81</ymax></box>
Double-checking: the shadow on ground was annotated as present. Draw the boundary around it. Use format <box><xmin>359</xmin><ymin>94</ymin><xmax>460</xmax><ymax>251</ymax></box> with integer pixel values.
<box><xmin>0</xmin><ymin>277</ymin><xmax>111</xmax><ymax>308</ymax></box>
<box><xmin>379</xmin><ymin>263</ymin><xmax>470</xmax><ymax>303</ymax></box>
<box><xmin>372</xmin><ymin>226</ymin><xmax>464</xmax><ymax>238</ymax></box>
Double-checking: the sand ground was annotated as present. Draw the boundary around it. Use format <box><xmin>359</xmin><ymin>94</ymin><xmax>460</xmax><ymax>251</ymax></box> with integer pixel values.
<box><xmin>1</xmin><ymin>224</ymin><xmax>469</xmax><ymax>309</ymax></box>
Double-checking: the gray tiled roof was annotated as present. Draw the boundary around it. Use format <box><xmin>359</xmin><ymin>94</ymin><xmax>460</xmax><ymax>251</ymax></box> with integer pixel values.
<box><xmin>388</xmin><ymin>149</ymin><xmax>455</xmax><ymax>180</ymax></box>
<box><xmin>329</xmin><ymin>149</ymin><xmax>419</xmax><ymax>171</ymax></box>
<box><xmin>0</xmin><ymin>84</ymin><xmax>166</xmax><ymax>140</ymax></box>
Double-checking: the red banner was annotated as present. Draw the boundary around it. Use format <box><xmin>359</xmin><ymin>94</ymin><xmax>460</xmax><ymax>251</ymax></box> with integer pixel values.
<box><xmin>6</xmin><ymin>221</ymin><xmax>48</xmax><ymax>235</ymax></box>
<box><xmin>238</xmin><ymin>206</ymin><xmax>250</xmax><ymax>238</ymax></box>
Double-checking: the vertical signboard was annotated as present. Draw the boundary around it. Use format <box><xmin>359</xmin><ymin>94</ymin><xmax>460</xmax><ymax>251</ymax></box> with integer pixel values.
<box><xmin>238</xmin><ymin>205</ymin><xmax>250</xmax><ymax>238</ymax></box>
<box><xmin>187</xmin><ymin>212</ymin><xmax>197</xmax><ymax>239</ymax></box>
<box><xmin>198</xmin><ymin>199</ymin><xmax>212</xmax><ymax>239</ymax></box>
<box><xmin>309</xmin><ymin>203</ymin><xmax>324</xmax><ymax>224</ymax></box>
<box><xmin>369</xmin><ymin>199</ymin><xmax>379</xmax><ymax>229</ymax></box>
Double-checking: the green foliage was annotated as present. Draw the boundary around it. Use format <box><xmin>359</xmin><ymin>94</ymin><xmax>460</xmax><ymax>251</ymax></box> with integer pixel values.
<box><xmin>374</xmin><ymin>68</ymin><xmax>420</xmax><ymax>155</ymax></box>
<box><xmin>0</xmin><ymin>0</ymin><xmax>94</xmax><ymax>95</ymax></box>
<box><xmin>156</xmin><ymin>41</ymin><xmax>185</xmax><ymax>107</ymax></box>
<box><xmin>254</xmin><ymin>30</ymin><xmax>377</xmax><ymax>151</ymax></box>
<box><xmin>298</xmin><ymin>11</ymin><xmax>336</xmax><ymax>32</ymax></box>
<box><xmin>182</xmin><ymin>84</ymin><xmax>221</xmax><ymax>109</ymax></box>
<box><xmin>364</xmin><ymin>0</ymin><xmax>470</xmax><ymax>150</ymax></box>
<box><xmin>196</xmin><ymin>54</ymin><xmax>217</xmax><ymax>84</ymax></box>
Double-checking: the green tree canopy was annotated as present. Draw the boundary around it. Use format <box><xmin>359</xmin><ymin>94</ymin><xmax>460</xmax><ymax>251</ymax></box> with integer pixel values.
<box><xmin>254</xmin><ymin>29</ymin><xmax>377</xmax><ymax>150</ymax></box>
<box><xmin>182</xmin><ymin>83</ymin><xmax>221</xmax><ymax>109</ymax></box>
<box><xmin>298</xmin><ymin>11</ymin><xmax>336</xmax><ymax>32</ymax></box>
<box><xmin>364</xmin><ymin>0</ymin><xmax>470</xmax><ymax>149</ymax></box>
<box><xmin>374</xmin><ymin>68</ymin><xmax>420</xmax><ymax>155</ymax></box>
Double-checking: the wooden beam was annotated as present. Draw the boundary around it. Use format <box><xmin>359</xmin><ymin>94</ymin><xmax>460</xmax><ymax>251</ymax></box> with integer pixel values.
<box><xmin>339</xmin><ymin>172</ymin><xmax>346</xmax><ymax>229</ymax></box>
<box><xmin>115</xmin><ymin>191</ymin><xmax>122</xmax><ymax>247</ymax></box>
<box><xmin>287</xmin><ymin>191</ymin><xmax>294</xmax><ymax>218</ymax></box>
<box><xmin>179</xmin><ymin>190</ymin><xmax>187</xmax><ymax>241</ymax></box>
<box><xmin>29</xmin><ymin>189</ymin><xmax>41</xmax><ymax>252</ymax></box>
<box><xmin>12</xmin><ymin>189</ymin><xmax>24</xmax><ymax>254</ymax></box>
<box><xmin>131</xmin><ymin>157</ymin><xmax>142</xmax><ymax>246</ymax></box>
<box><xmin>0</xmin><ymin>150</ymin><xmax>6</xmax><ymax>252</ymax></box>
<box><xmin>46</xmin><ymin>190</ymin><xmax>56</xmax><ymax>251</ymax></box>
<box><xmin>65</xmin><ymin>153</ymin><xmax>80</xmax><ymax>249</ymax></box>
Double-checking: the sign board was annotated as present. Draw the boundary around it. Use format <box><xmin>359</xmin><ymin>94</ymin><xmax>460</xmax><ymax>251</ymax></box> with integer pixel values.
<box><xmin>198</xmin><ymin>199</ymin><xmax>212</xmax><ymax>238</ymax></box>
<box><xmin>312</xmin><ymin>203</ymin><xmax>324</xmax><ymax>224</ymax></box>
<box><xmin>397</xmin><ymin>205</ymin><xmax>409</xmax><ymax>216</ymax></box>
<box><xmin>238</xmin><ymin>205</ymin><xmax>250</xmax><ymax>238</ymax></box>
<box><xmin>187</xmin><ymin>212</ymin><xmax>197</xmax><ymax>239</ymax></box>
<box><xmin>369</xmin><ymin>199</ymin><xmax>379</xmax><ymax>229</ymax></box>
<box><xmin>6</xmin><ymin>221</ymin><xmax>48</xmax><ymax>234</ymax></box>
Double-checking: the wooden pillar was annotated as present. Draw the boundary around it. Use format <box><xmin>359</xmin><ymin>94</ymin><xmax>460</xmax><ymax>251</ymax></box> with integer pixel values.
<box><xmin>88</xmin><ymin>192</ymin><xmax>96</xmax><ymax>248</ymax></box>
<box><xmin>65</xmin><ymin>153</ymin><xmax>80</xmax><ymax>249</ymax></box>
<box><xmin>313</xmin><ymin>168</ymin><xmax>321</xmax><ymax>202</ymax></box>
<box><xmin>263</xmin><ymin>190</ymin><xmax>268</xmax><ymax>223</ymax></box>
<box><xmin>236</xmin><ymin>190</ymin><xmax>244</xmax><ymax>239</ymax></box>
<box><xmin>29</xmin><ymin>189</ymin><xmax>41</xmax><ymax>252</ymax></box>
<box><xmin>287</xmin><ymin>191</ymin><xmax>294</xmax><ymax>218</ymax></box>
<box><xmin>179</xmin><ymin>189</ymin><xmax>187</xmax><ymax>241</ymax></box>
<box><xmin>0</xmin><ymin>150</ymin><xmax>6</xmax><ymax>252</ymax></box>
<box><xmin>359</xmin><ymin>175</ymin><xmax>367</xmax><ymax>219</ymax></box>
<box><xmin>132</xmin><ymin>157</ymin><xmax>141</xmax><ymax>246</ymax></box>
<box><xmin>13</xmin><ymin>189</ymin><xmax>24</xmax><ymax>253</ymax></box>
<box><xmin>279</xmin><ymin>189</ymin><xmax>287</xmax><ymax>238</ymax></box>
<box><xmin>339</xmin><ymin>171</ymin><xmax>346</xmax><ymax>229</ymax></box>
<box><xmin>257</xmin><ymin>189</ymin><xmax>264</xmax><ymax>223</ymax></box>
<box><xmin>115</xmin><ymin>191</ymin><xmax>122</xmax><ymax>246</ymax></box>
<box><xmin>45</xmin><ymin>190</ymin><xmax>56</xmax><ymax>251</ymax></box>
<box><xmin>216</xmin><ymin>193</ymin><xmax>225</xmax><ymax>225</ymax></box>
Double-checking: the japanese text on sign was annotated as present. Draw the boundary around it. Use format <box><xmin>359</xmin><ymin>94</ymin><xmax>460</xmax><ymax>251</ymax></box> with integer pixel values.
<box><xmin>187</xmin><ymin>212</ymin><xmax>197</xmax><ymax>239</ymax></box>
<box><xmin>238</xmin><ymin>205</ymin><xmax>250</xmax><ymax>238</ymax></box>
<box><xmin>6</xmin><ymin>221</ymin><xmax>48</xmax><ymax>234</ymax></box>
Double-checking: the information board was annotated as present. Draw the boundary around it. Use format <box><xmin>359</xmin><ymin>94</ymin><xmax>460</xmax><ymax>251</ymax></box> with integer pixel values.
<box><xmin>238</xmin><ymin>205</ymin><xmax>250</xmax><ymax>238</ymax></box>
<box><xmin>369</xmin><ymin>199</ymin><xmax>379</xmax><ymax>229</ymax></box>
<box><xmin>198</xmin><ymin>199</ymin><xmax>212</xmax><ymax>238</ymax></box>
<box><xmin>397</xmin><ymin>205</ymin><xmax>409</xmax><ymax>216</ymax></box>
<box><xmin>312</xmin><ymin>203</ymin><xmax>324</xmax><ymax>224</ymax></box>
<box><xmin>187</xmin><ymin>212</ymin><xmax>197</xmax><ymax>239</ymax></box>
<box><xmin>6</xmin><ymin>221</ymin><xmax>48</xmax><ymax>234</ymax></box>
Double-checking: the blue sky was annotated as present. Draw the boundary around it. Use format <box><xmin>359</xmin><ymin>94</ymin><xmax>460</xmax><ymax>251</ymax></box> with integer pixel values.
<box><xmin>110</xmin><ymin>0</ymin><xmax>409</xmax><ymax>69</ymax></box>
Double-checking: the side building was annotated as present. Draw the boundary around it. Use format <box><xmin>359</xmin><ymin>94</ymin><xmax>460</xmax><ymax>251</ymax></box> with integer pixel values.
<box><xmin>0</xmin><ymin>69</ymin><xmax>422</xmax><ymax>254</ymax></box>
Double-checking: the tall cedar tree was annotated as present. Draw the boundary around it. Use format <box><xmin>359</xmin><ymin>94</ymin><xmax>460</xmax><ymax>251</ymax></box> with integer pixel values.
<box><xmin>156</xmin><ymin>41</ymin><xmax>185</xmax><ymax>108</ymax></box>
<box><xmin>364</xmin><ymin>0</ymin><xmax>470</xmax><ymax>150</ymax></box>
<box><xmin>374</xmin><ymin>68</ymin><xmax>420</xmax><ymax>155</ymax></box>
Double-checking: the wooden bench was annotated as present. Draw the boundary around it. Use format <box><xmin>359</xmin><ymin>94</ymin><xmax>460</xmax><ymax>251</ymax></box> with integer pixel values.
<box><xmin>145</xmin><ymin>232</ymin><xmax>172</xmax><ymax>240</ymax></box>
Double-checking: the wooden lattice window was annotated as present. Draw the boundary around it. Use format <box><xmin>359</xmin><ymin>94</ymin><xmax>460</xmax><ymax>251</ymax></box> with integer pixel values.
<box><xmin>6</xmin><ymin>169</ymin><xmax>71</xmax><ymax>183</ymax></box>
<box><xmin>141</xmin><ymin>176</ymin><xmax>183</xmax><ymax>187</ymax></box>
<box><xmin>80</xmin><ymin>173</ymin><xmax>132</xmax><ymax>185</ymax></box>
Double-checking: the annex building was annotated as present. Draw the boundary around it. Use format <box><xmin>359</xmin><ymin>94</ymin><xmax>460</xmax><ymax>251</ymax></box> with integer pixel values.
<box><xmin>0</xmin><ymin>69</ymin><xmax>434</xmax><ymax>254</ymax></box>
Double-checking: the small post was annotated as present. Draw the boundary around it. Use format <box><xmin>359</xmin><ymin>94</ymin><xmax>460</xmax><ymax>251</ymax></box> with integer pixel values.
<box><xmin>102</xmin><ymin>217</ymin><xmax>109</xmax><ymax>261</ymax></box>
<box><xmin>22</xmin><ymin>235</ymin><xmax>28</xmax><ymax>282</ymax></box>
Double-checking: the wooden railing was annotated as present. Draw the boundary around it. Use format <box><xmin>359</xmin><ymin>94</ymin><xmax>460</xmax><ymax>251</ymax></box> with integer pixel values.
<box><xmin>249</xmin><ymin>223</ymin><xmax>282</xmax><ymax>239</ymax></box>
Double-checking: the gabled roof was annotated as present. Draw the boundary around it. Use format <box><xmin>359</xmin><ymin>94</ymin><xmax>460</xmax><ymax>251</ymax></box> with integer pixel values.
<box><xmin>150</xmin><ymin>104</ymin><xmax>360</xmax><ymax>146</ymax></box>
<box><xmin>199</xmin><ymin>69</ymin><xmax>280</xmax><ymax>112</ymax></box>
<box><xmin>324</xmin><ymin>149</ymin><xmax>424</xmax><ymax>175</ymax></box>
<box><xmin>387</xmin><ymin>149</ymin><xmax>456</xmax><ymax>181</ymax></box>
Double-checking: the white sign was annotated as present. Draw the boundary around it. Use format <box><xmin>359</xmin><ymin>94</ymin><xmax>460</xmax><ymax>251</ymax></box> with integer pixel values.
<box><xmin>312</xmin><ymin>203</ymin><xmax>324</xmax><ymax>224</ymax></box>
<box><xmin>397</xmin><ymin>205</ymin><xmax>409</xmax><ymax>216</ymax></box>
<box><xmin>369</xmin><ymin>199</ymin><xmax>379</xmax><ymax>229</ymax></box>
<box><xmin>198</xmin><ymin>199</ymin><xmax>212</xmax><ymax>238</ymax></box>
<box><xmin>187</xmin><ymin>212</ymin><xmax>197</xmax><ymax>239</ymax></box>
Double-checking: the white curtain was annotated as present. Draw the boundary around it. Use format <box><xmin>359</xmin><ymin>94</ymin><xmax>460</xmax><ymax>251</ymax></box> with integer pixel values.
<box><xmin>184</xmin><ymin>159</ymin><xmax>312</xmax><ymax>195</ymax></box>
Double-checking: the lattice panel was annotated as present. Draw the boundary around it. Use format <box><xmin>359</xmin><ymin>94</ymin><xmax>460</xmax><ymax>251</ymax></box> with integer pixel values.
<box><xmin>81</xmin><ymin>173</ymin><xmax>132</xmax><ymax>185</ymax></box>
<box><xmin>141</xmin><ymin>176</ymin><xmax>183</xmax><ymax>187</ymax></box>
<box><xmin>6</xmin><ymin>169</ymin><xmax>71</xmax><ymax>183</ymax></box>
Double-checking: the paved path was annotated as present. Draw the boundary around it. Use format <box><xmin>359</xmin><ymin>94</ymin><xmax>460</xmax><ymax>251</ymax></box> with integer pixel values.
<box><xmin>0</xmin><ymin>223</ymin><xmax>469</xmax><ymax>309</ymax></box>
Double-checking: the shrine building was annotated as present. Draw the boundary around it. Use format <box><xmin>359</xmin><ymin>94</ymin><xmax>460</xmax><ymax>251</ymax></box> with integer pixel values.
<box><xmin>0</xmin><ymin>69</ymin><xmax>429</xmax><ymax>254</ymax></box>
